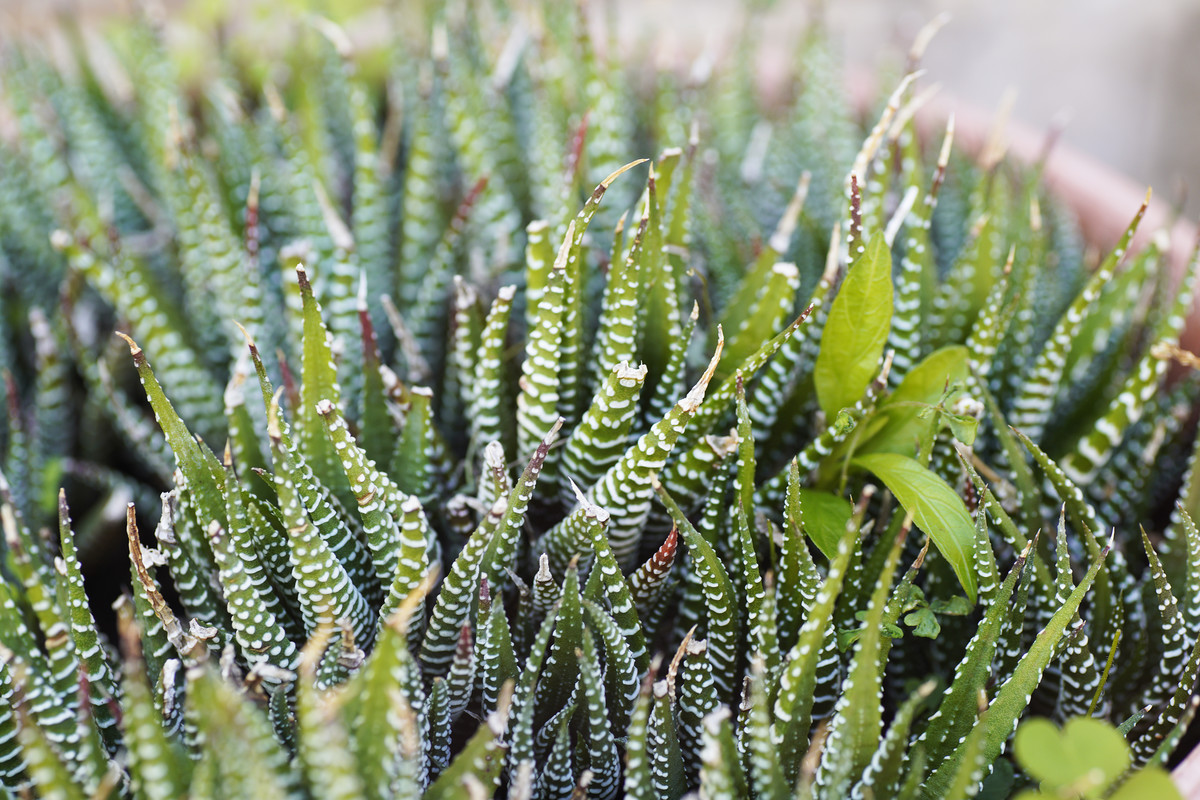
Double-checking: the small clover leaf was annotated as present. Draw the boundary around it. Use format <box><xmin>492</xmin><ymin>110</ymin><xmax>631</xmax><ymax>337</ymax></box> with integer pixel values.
<box><xmin>1013</xmin><ymin>717</ymin><xmax>1142</xmax><ymax>799</ymax></box>
<box><xmin>904</xmin><ymin>607</ymin><xmax>941</xmax><ymax>639</ymax></box>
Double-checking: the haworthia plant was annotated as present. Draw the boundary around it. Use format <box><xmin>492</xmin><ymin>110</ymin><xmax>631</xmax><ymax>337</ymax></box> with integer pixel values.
<box><xmin>0</xmin><ymin>2</ymin><xmax>1197</xmax><ymax>799</ymax></box>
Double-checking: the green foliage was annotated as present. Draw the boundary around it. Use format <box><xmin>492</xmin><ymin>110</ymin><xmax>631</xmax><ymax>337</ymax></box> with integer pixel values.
<box><xmin>854</xmin><ymin>452</ymin><xmax>978</xmax><ymax>601</ymax></box>
<box><xmin>0</xmin><ymin>2</ymin><xmax>1198</xmax><ymax>799</ymax></box>
<box><xmin>815</xmin><ymin>234</ymin><xmax>894</xmax><ymax>417</ymax></box>
<box><xmin>1013</xmin><ymin>717</ymin><xmax>1183</xmax><ymax>799</ymax></box>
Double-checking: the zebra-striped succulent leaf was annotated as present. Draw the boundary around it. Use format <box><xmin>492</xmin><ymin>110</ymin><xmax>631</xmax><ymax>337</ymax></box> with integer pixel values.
<box><xmin>0</xmin><ymin>3</ymin><xmax>1198</xmax><ymax>799</ymax></box>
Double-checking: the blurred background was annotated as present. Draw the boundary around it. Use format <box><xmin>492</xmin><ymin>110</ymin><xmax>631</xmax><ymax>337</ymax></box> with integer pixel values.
<box><xmin>2</xmin><ymin>0</ymin><xmax>1197</xmax><ymax>217</ymax></box>
<box><xmin>840</xmin><ymin>0</ymin><xmax>1200</xmax><ymax>226</ymax></box>
<box><xmin>620</xmin><ymin>0</ymin><xmax>1200</xmax><ymax>219</ymax></box>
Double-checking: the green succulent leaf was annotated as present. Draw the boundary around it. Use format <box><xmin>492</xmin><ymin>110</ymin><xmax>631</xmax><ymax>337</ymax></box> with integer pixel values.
<box><xmin>1</xmin><ymin>7</ymin><xmax>1198</xmax><ymax>800</ymax></box>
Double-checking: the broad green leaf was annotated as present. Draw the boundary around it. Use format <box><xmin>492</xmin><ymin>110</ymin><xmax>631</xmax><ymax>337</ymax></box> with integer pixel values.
<box><xmin>861</xmin><ymin>345</ymin><xmax>969</xmax><ymax>455</ymax></box>
<box><xmin>1108</xmin><ymin>769</ymin><xmax>1185</xmax><ymax>800</ymax></box>
<box><xmin>1013</xmin><ymin>717</ymin><xmax>1129</xmax><ymax>799</ymax></box>
<box><xmin>795</xmin><ymin>488</ymin><xmax>852</xmax><ymax>559</ymax></box>
<box><xmin>853</xmin><ymin>452</ymin><xmax>977</xmax><ymax>601</ymax></box>
<box><xmin>815</xmin><ymin>234</ymin><xmax>893</xmax><ymax>416</ymax></box>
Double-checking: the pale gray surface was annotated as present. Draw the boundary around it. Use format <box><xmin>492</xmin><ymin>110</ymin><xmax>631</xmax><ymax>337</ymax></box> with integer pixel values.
<box><xmin>830</xmin><ymin>0</ymin><xmax>1200</xmax><ymax>218</ymax></box>
<box><xmin>615</xmin><ymin>0</ymin><xmax>1200</xmax><ymax>218</ymax></box>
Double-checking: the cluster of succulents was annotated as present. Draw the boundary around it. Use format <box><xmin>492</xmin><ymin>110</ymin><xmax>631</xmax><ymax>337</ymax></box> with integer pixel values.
<box><xmin>2</xmin><ymin>2</ymin><xmax>1200</xmax><ymax>798</ymax></box>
